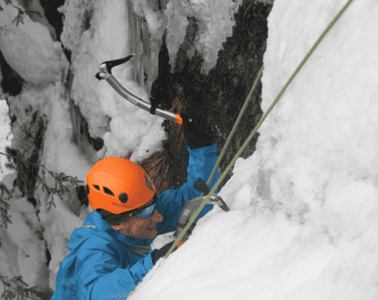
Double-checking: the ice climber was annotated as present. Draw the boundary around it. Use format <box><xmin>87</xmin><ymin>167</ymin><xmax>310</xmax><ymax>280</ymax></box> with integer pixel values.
<box><xmin>51</xmin><ymin>110</ymin><xmax>219</xmax><ymax>299</ymax></box>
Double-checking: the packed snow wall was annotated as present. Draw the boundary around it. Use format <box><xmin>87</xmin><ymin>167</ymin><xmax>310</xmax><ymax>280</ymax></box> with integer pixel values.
<box><xmin>129</xmin><ymin>1</ymin><xmax>378</xmax><ymax>299</ymax></box>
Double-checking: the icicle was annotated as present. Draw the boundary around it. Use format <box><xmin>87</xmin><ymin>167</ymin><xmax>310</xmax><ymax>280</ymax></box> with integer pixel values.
<box><xmin>127</xmin><ymin>0</ymin><xmax>144</xmax><ymax>88</ymax></box>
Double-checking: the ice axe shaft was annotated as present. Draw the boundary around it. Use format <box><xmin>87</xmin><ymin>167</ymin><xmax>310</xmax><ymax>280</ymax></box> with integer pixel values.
<box><xmin>95</xmin><ymin>54</ymin><xmax>183</xmax><ymax>125</ymax></box>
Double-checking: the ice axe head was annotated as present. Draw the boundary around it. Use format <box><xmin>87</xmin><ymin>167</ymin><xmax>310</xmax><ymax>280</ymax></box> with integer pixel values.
<box><xmin>95</xmin><ymin>54</ymin><xmax>135</xmax><ymax>80</ymax></box>
<box><xmin>193</xmin><ymin>177</ymin><xmax>230</xmax><ymax>212</ymax></box>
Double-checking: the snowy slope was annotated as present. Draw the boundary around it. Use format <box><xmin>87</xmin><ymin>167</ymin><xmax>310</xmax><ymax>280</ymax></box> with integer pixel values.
<box><xmin>129</xmin><ymin>1</ymin><xmax>378</xmax><ymax>299</ymax></box>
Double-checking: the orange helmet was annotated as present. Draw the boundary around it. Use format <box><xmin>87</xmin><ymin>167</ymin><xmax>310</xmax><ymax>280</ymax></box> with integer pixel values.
<box><xmin>86</xmin><ymin>157</ymin><xmax>156</xmax><ymax>215</ymax></box>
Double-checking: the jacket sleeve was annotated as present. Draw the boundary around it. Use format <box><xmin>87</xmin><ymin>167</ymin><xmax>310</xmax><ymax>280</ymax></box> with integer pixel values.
<box><xmin>78</xmin><ymin>242</ymin><xmax>155</xmax><ymax>299</ymax></box>
<box><xmin>156</xmin><ymin>143</ymin><xmax>219</xmax><ymax>235</ymax></box>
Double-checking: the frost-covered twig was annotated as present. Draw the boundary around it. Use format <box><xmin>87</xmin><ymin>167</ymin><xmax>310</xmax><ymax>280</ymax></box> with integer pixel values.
<box><xmin>0</xmin><ymin>0</ymin><xmax>43</xmax><ymax>36</ymax></box>
<box><xmin>0</xmin><ymin>182</ymin><xmax>12</xmax><ymax>229</ymax></box>
<box><xmin>0</xmin><ymin>276</ymin><xmax>46</xmax><ymax>300</ymax></box>
<box><xmin>0</xmin><ymin>150</ymin><xmax>83</xmax><ymax>210</ymax></box>
<box><xmin>38</xmin><ymin>167</ymin><xmax>83</xmax><ymax>210</ymax></box>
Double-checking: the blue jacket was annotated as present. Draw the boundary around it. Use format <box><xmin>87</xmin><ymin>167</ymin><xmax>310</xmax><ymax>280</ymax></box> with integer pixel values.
<box><xmin>51</xmin><ymin>143</ymin><xmax>219</xmax><ymax>299</ymax></box>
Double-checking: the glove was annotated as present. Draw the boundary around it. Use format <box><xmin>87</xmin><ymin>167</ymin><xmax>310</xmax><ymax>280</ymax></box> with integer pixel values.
<box><xmin>182</xmin><ymin>106</ymin><xmax>215</xmax><ymax>149</ymax></box>
<box><xmin>151</xmin><ymin>241</ymin><xmax>176</xmax><ymax>264</ymax></box>
<box><xmin>175</xmin><ymin>221</ymin><xmax>197</xmax><ymax>240</ymax></box>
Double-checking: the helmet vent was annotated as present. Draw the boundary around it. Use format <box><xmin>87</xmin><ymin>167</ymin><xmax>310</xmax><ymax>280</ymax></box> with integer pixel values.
<box><xmin>93</xmin><ymin>185</ymin><xmax>100</xmax><ymax>191</ymax></box>
<box><xmin>103</xmin><ymin>187</ymin><xmax>115</xmax><ymax>196</ymax></box>
<box><xmin>119</xmin><ymin>193</ymin><xmax>128</xmax><ymax>203</ymax></box>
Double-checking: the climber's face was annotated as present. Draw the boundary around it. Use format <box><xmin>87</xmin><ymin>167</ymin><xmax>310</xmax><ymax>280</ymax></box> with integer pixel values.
<box><xmin>111</xmin><ymin>198</ymin><xmax>163</xmax><ymax>239</ymax></box>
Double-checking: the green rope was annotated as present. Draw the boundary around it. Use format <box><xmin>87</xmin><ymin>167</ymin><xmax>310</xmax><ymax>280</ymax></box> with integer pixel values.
<box><xmin>206</xmin><ymin>66</ymin><xmax>264</xmax><ymax>186</ymax></box>
<box><xmin>165</xmin><ymin>0</ymin><xmax>354</xmax><ymax>259</ymax></box>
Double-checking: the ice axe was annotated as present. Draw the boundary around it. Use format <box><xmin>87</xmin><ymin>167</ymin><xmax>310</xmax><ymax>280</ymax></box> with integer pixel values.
<box><xmin>95</xmin><ymin>54</ymin><xmax>183</xmax><ymax>125</ymax></box>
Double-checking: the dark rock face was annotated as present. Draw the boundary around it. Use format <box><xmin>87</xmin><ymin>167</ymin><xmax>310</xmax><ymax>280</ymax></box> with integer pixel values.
<box><xmin>150</xmin><ymin>0</ymin><xmax>273</xmax><ymax>192</ymax></box>
<box><xmin>27</xmin><ymin>196</ymin><xmax>37</xmax><ymax>208</ymax></box>
<box><xmin>38</xmin><ymin>0</ymin><xmax>65</xmax><ymax>40</ymax></box>
<box><xmin>207</xmin><ymin>1</ymin><xmax>272</xmax><ymax>189</ymax></box>
<box><xmin>8</xmin><ymin>112</ymin><xmax>46</xmax><ymax>199</ymax></box>
<box><xmin>76</xmin><ymin>185</ymin><xmax>89</xmax><ymax>206</ymax></box>
<box><xmin>0</xmin><ymin>49</ymin><xmax>24</xmax><ymax>96</ymax></box>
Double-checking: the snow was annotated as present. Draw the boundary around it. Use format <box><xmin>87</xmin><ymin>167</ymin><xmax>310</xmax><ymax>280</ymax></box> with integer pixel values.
<box><xmin>1</xmin><ymin>0</ymin><xmax>378</xmax><ymax>299</ymax></box>
<box><xmin>41</xmin><ymin>83</ymin><xmax>94</xmax><ymax>180</ymax></box>
<box><xmin>130</xmin><ymin>0</ymin><xmax>165</xmax><ymax>39</ymax></box>
<box><xmin>129</xmin><ymin>0</ymin><xmax>238</xmax><ymax>75</ymax></box>
<box><xmin>0</xmin><ymin>0</ymin><xmax>66</xmax><ymax>84</ymax></box>
<box><xmin>165</xmin><ymin>0</ymin><xmax>239</xmax><ymax>74</ymax></box>
<box><xmin>0</xmin><ymin>100</ymin><xmax>13</xmax><ymax>181</ymax></box>
<box><xmin>61</xmin><ymin>0</ymin><xmax>167</xmax><ymax>161</ymax></box>
<box><xmin>0</xmin><ymin>197</ymin><xmax>50</xmax><ymax>293</ymax></box>
<box><xmin>38</xmin><ymin>192</ymin><xmax>88</xmax><ymax>291</ymax></box>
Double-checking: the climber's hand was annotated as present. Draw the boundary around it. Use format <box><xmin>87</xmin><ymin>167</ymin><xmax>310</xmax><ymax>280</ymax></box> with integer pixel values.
<box><xmin>151</xmin><ymin>241</ymin><xmax>176</xmax><ymax>264</ymax></box>
<box><xmin>182</xmin><ymin>106</ymin><xmax>215</xmax><ymax>149</ymax></box>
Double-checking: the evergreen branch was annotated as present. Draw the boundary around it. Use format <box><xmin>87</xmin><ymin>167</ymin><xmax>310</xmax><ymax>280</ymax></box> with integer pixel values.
<box><xmin>0</xmin><ymin>275</ymin><xmax>46</xmax><ymax>300</ymax></box>
<box><xmin>0</xmin><ymin>1</ymin><xmax>44</xmax><ymax>35</ymax></box>
<box><xmin>0</xmin><ymin>150</ymin><xmax>84</xmax><ymax>212</ymax></box>
<box><xmin>13</xmin><ymin>9</ymin><xmax>24</xmax><ymax>26</ymax></box>
<box><xmin>0</xmin><ymin>182</ymin><xmax>12</xmax><ymax>229</ymax></box>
